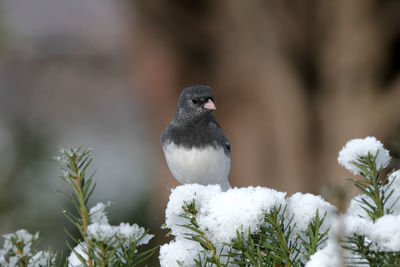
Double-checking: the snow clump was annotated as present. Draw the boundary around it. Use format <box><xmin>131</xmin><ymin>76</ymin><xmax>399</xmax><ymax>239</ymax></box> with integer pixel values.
<box><xmin>338</xmin><ymin>136</ymin><xmax>390</xmax><ymax>175</ymax></box>
<box><xmin>160</xmin><ymin>184</ymin><xmax>336</xmax><ymax>267</ymax></box>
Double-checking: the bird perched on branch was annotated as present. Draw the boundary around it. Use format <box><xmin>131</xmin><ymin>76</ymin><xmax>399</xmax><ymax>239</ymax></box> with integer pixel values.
<box><xmin>161</xmin><ymin>85</ymin><xmax>231</xmax><ymax>191</ymax></box>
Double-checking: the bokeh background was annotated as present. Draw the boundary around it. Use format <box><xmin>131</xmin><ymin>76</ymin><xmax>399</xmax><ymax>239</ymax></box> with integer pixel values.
<box><xmin>1</xmin><ymin>0</ymin><xmax>400</xmax><ymax>264</ymax></box>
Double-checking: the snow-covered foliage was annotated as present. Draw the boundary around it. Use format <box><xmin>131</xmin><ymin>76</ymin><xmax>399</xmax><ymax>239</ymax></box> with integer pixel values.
<box><xmin>89</xmin><ymin>201</ymin><xmax>111</xmax><ymax>224</ymax></box>
<box><xmin>68</xmin><ymin>243</ymin><xmax>89</xmax><ymax>267</ymax></box>
<box><xmin>87</xmin><ymin>202</ymin><xmax>154</xmax><ymax>249</ymax></box>
<box><xmin>68</xmin><ymin>202</ymin><xmax>153</xmax><ymax>266</ymax></box>
<box><xmin>338</xmin><ymin>136</ymin><xmax>390</xmax><ymax>175</ymax></box>
<box><xmin>160</xmin><ymin>185</ymin><xmax>337</xmax><ymax>266</ymax></box>
<box><xmin>164</xmin><ymin>185</ymin><xmax>287</xmax><ymax>244</ymax></box>
<box><xmin>306</xmin><ymin>240</ymin><xmax>343</xmax><ymax>267</ymax></box>
<box><xmin>287</xmin><ymin>192</ymin><xmax>335</xmax><ymax>234</ymax></box>
<box><xmin>55</xmin><ymin>147</ymin><xmax>156</xmax><ymax>267</ymax></box>
<box><xmin>2</xmin><ymin>137</ymin><xmax>400</xmax><ymax>266</ymax></box>
<box><xmin>88</xmin><ymin>201</ymin><xmax>153</xmax><ymax>247</ymax></box>
<box><xmin>161</xmin><ymin>136</ymin><xmax>400</xmax><ymax>266</ymax></box>
<box><xmin>0</xmin><ymin>230</ymin><xmax>56</xmax><ymax>267</ymax></box>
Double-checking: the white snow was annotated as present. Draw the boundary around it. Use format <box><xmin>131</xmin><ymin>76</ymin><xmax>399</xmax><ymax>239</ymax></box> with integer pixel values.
<box><xmin>159</xmin><ymin>238</ymin><xmax>204</xmax><ymax>267</ymax></box>
<box><xmin>87</xmin><ymin>202</ymin><xmax>153</xmax><ymax>246</ymax></box>
<box><xmin>367</xmin><ymin>215</ymin><xmax>400</xmax><ymax>251</ymax></box>
<box><xmin>198</xmin><ymin>186</ymin><xmax>286</xmax><ymax>244</ymax></box>
<box><xmin>343</xmin><ymin>214</ymin><xmax>400</xmax><ymax>252</ymax></box>
<box><xmin>28</xmin><ymin>251</ymin><xmax>55</xmax><ymax>267</ymax></box>
<box><xmin>306</xmin><ymin>240</ymin><xmax>343</xmax><ymax>267</ymax></box>
<box><xmin>89</xmin><ymin>201</ymin><xmax>111</xmax><ymax>224</ymax></box>
<box><xmin>68</xmin><ymin>243</ymin><xmax>88</xmax><ymax>267</ymax></box>
<box><xmin>87</xmin><ymin>222</ymin><xmax>115</xmax><ymax>242</ymax></box>
<box><xmin>287</xmin><ymin>193</ymin><xmax>336</xmax><ymax>234</ymax></box>
<box><xmin>116</xmin><ymin>222</ymin><xmax>153</xmax><ymax>247</ymax></box>
<box><xmin>164</xmin><ymin>184</ymin><xmax>222</xmax><ymax>238</ymax></box>
<box><xmin>160</xmin><ymin>184</ymin><xmax>341</xmax><ymax>266</ymax></box>
<box><xmin>338</xmin><ymin>136</ymin><xmax>390</xmax><ymax>175</ymax></box>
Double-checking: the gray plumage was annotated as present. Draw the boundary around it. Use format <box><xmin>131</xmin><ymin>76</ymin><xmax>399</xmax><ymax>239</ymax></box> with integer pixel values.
<box><xmin>161</xmin><ymin>85</ymin><xmax>231</xmax><ymax>190</ymax></box>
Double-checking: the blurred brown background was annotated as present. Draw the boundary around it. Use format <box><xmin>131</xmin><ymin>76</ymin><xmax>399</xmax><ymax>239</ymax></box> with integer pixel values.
<box><xmin>1</xmin><ymin>0</ymin><xmax>400</xmax><ymax>264</ymax></box>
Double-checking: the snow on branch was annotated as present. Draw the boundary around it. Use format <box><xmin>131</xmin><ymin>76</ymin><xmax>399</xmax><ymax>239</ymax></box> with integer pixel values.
<box><xmin>160</xmin><ymin>184</ymin><xmax>338</xmax><ymax>266</ymax></box>
<box><xmin>1</xmin><ymin>136</ymin><xmax>400</xmax><ymax>266</ymax></box>
<box><xmin>160</xmin><ymin>136</ymin><xmax>400</xmax><ymax>266</ymax></box>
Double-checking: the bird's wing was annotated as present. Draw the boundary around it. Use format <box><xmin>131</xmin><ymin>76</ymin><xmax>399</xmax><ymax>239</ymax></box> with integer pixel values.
<box><xmin>209</xmin><ymin>116</ymin><xmax>231</xmax><ymax>156</ymax></box>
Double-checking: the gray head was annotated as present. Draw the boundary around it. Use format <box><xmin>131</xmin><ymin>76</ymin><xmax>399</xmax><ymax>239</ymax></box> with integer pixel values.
<box><xmin>175</xmin><ymin>85</ymin><xmax>216</xmax><ymax>122</ymax></box>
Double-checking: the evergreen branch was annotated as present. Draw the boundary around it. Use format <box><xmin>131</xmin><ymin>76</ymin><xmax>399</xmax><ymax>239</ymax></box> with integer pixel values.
<box><xmin>180</xmin><ymin>200</ymin><xmax>223</xmax><ymax>267</ymax></box>
<box><xmin>56</xmin><ymin>147</ymin><xmax>97</xmax><ymax>267</ymax></box>
<box><xmin>298</xmin><ymin>210</ymin><xmax>329</xmax><ymax>261</ymax></box>
<box><xmin>343</xmin><ymin>151</ymin><xmax>400</xmax><ymax>265</ymax></box>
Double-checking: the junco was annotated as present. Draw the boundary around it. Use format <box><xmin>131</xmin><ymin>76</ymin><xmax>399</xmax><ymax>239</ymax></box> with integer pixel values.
<box><xmin>161</xmin><ymin>85</ymin><xmax>231</xmax><ymax>191</ymax></box>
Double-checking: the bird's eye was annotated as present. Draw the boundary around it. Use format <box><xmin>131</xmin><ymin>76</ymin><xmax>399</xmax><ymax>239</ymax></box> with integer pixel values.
<box><xmin>226</xmin><ymin>143</ymin><xmax>231</xmax><ymax>152</ymax></box>
<box><xmin>192</xmin><ymin>99</ymin><xmax>198</xmax><ymax>104</ymax></box>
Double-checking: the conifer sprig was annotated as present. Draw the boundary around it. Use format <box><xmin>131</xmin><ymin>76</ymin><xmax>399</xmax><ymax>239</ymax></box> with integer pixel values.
<box><xmin>180</xmin><ymin>200</ymin><xmax>224</xmax><ymax>267</ymax></box>
<box><xmin>0</xmin><ymin>230</ymin><xmax>57</xmax><ymax>266</ymax></box>
<box><xmin>298</xmin><ymin>210</ymin><xmax>329</xmax><ymax>262</ymax></box>
<box><xmin>347</xmin><ymin>152</ymin><xmax>398</xmax><ymax>221</ymax></box>
<box><xmin>56</xmin><ymin>147</ymin><xmax>156</xmax><ymax>266</ymax></box>
<box><xmin>56</xmin><ymin>147</ymin><xmax>95</xmax><ymax>267</ymax></box>
<box><xmin>344</xmin><ymin>152</ymin><xmax>400</xmax><ymax>265</ymax></box>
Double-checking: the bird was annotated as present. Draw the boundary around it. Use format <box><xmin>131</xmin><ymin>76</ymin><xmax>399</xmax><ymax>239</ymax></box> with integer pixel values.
<box><xmin>161</xmin><ymin>85</ymin><xmax>231</xmax><ymax>191</ymax></box>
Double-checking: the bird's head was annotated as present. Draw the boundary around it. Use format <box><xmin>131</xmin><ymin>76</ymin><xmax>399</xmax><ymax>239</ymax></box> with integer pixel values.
<box><xmin>175</xmin><ymin>85</ymin><xmax>216</xmax><ymax>122</ymax></box>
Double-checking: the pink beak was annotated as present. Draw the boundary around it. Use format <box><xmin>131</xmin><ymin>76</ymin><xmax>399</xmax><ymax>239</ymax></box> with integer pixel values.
<box><xmin>204</xmin><ymin>99</ymin><xmax>216</xmax><ymax>110</ymax></box>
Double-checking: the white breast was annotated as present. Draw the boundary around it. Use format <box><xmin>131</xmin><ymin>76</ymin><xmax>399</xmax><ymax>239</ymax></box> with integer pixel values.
<box><xmin>162</xmin><ymin>143</ymin><xmax>231</xmax><ymax>191</ymax></box>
